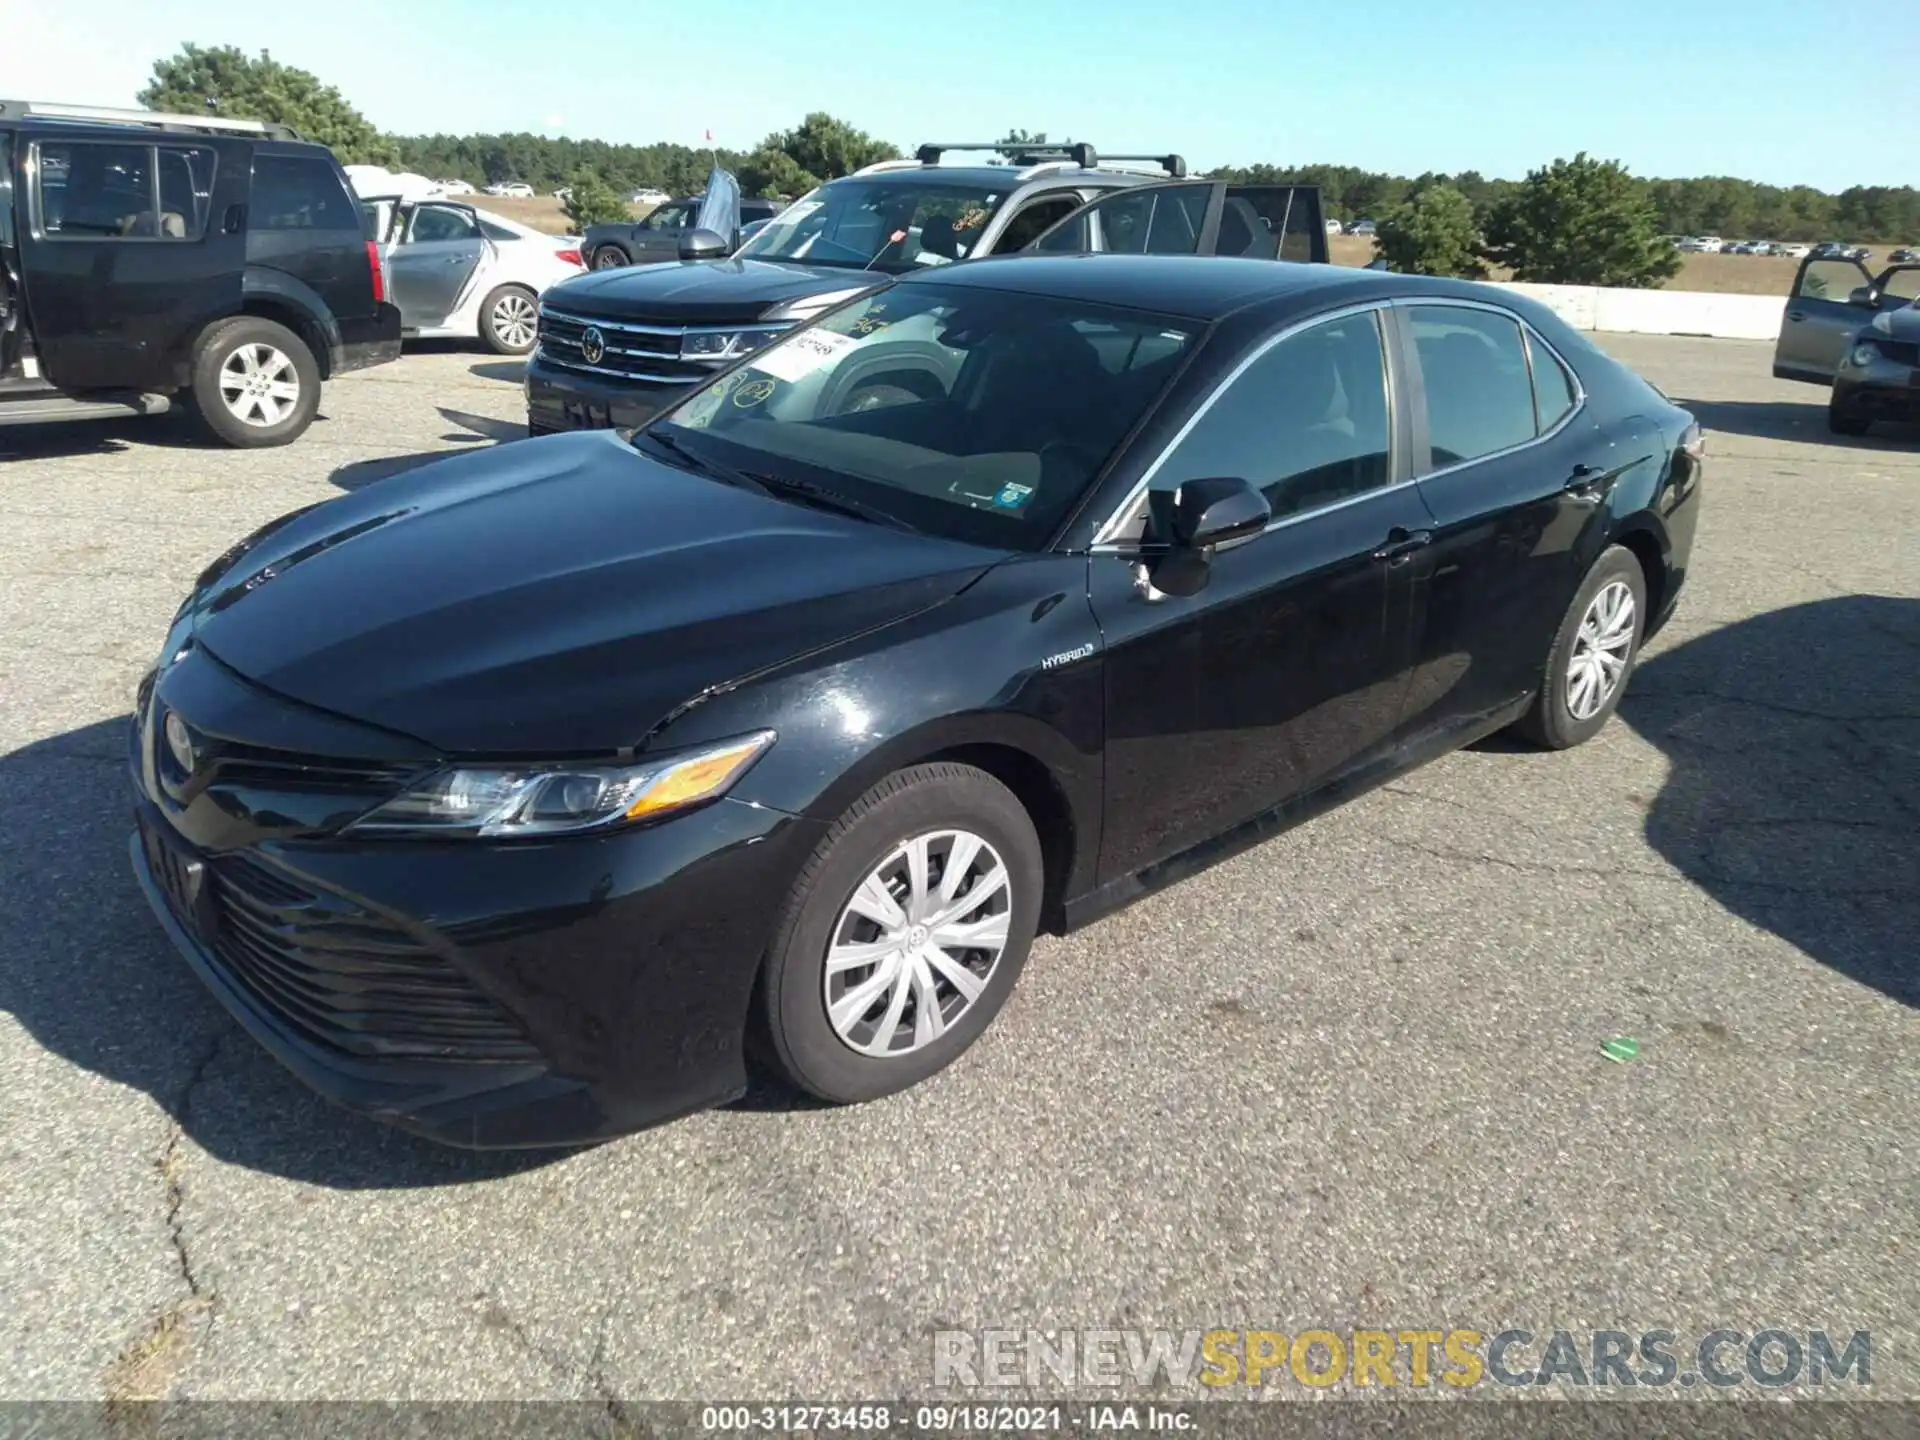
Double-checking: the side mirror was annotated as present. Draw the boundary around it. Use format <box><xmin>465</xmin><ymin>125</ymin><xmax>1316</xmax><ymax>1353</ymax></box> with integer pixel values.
<box><xmin>678</xmin><ymin>228</ymin><xmax>729</xmax><ymax>262</ymax></box>
<box><xmin>1848</xmin><ymin>285</ymin><xmax>1877</xmax><ymax>306</ymax></box>
<box><xmin>1147</xmin><ymin>476</ymin><xmax>1270</xmax><ymax>597</ymax></box>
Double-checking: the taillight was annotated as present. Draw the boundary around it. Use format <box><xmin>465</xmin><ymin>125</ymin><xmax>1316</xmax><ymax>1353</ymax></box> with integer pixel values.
<box><xmin>366</xmin><ymin>240</ymin><xmax>386</xmax><ymax>303</ymax></box>
<box><xmin>554</xmin><ymin>247</ymin><xmax>583</xmax><ymax>267</ymax></box>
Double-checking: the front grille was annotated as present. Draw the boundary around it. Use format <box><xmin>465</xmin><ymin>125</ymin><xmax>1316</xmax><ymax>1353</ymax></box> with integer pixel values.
<box><xmin>205</xmin><ymin>854</ymin><xmax>539</xmax><ymax>1063</ymax></box>
<box><xmin>203</xmin><ymin>741</ymin><xmax>423</xmax><ymax>798</ymax></box>
<box><xmin>536</xmin><ymin>305</ymin><xmax>789</xmax><ymax>385</ymax></box>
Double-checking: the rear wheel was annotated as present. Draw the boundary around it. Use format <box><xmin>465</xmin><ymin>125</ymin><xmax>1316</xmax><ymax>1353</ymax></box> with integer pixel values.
<box><xmin>1514</xmin><ymin>545</ymin><xmax>1648</xmax><ymax>750</ymax></box>
<box><xmin>592</xmin><ymin>245</ymin><xmax>629</xmax><ymax>270</ymax></box>
<box><xmin>189</xmin><ymin>317</ymin><xmax>321</xmax><ymax>448</ymax></box>
<box><xmin>1828</xmin><ymin>396</ymin><xmax>1872</xmax><ymax>436</ymax></box>
<box><xmin>479</xmin><ymin>285</ymin><xmax>538</xmax><ymax>355</ymax></box>
<box><xmin>759</xmin><ymin>764</ymin><xmax>1043</xmax><ymax>1104</ymax></box>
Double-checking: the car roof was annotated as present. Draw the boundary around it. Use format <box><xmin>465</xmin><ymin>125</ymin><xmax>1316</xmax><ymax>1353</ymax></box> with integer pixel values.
<box><xmin>898</xmin><ymin>254</ymin><xmax>1495</xmax><ymax>323</ymax></box>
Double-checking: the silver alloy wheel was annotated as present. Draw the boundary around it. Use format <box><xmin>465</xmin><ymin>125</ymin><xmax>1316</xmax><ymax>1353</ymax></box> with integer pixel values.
<box><xmin>492</xmin><ymin>292</ymin><xmax>538</xmax><ymax>349</ymax></box>
<box><xmin>823</xmin><ymin>829</ymin><xmax>1013</xmax><ymax>1058</ymax></box>
<box><xmin>1566</xmin><ymin>579</ymin><xmax>1636</xmax><ymax>721</ymax></box>
<box><xmin>218</xmin><ymin>342</ymin><xmax>299</xmax><ymax>427</ymax></box>
<box><xmin>593</xmin><ymin>247</ymin><xmax>625</xmax><ymax>269</ymax></box>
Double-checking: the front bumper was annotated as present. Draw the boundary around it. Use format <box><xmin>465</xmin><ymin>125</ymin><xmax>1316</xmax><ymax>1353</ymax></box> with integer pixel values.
<box><xmin>1833</xmin><ymin>358</ymin><xmax>1920</xmax><ymax>423</ymax></box>
<box><xmin>523</xmin><ymin>351</ymin><xmax>700</xmax><ymax>436</ymax></box>
<box><xmin>127</xmin><ymin>685</ymin><xmax>823</xmax><ymax>1147</ymax></box>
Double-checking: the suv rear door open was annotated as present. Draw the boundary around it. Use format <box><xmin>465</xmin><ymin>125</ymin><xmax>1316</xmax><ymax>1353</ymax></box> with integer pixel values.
<box><xmin>1023</xmin><ymin>180</ymin><xmax>1329</xmax><ymax>263</ymax></box>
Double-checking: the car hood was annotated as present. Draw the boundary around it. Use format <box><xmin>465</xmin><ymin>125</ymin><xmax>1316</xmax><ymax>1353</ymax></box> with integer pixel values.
<box><xmin>540</xmin><ymin>258</ymin><xmax>885</xmax><ymax>325</ymax></box>
<box><xmin>188</xmin><ymin>432</ymin><xmax>1003</xmax><ymax>755</ymax></box>
<box><xmin>1870</xmin><ymin>303</ymin><xmax>1920</xmax><ymax>342</ymax></box>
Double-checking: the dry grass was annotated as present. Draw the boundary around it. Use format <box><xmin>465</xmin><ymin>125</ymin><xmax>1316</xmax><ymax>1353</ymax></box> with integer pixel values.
<box><xmin>477</xmin><ymin>195</ymin><xmax>1800</xmax><ymax>297</ymax></box>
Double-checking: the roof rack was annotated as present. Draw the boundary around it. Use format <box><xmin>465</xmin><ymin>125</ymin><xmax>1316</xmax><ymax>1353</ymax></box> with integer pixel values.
<box><xmin>1101</xmin><ymin>153</ymin><xmax>1189</xmax><ymax>179</ymax></box>
<box><xmin>915</xmin><ymin>141</ymin><xmax>1100</xmax><ymax>170</ymax></box>
<box><xmin>0</xmin><ymin>99</ymin><xmax>306</xmax><ymax>140</ymax></box>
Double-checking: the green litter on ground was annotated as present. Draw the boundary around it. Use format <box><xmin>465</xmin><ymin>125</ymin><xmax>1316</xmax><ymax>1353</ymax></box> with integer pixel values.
<box><xmin>1602</xmin><ymin>1036</ymin><xmax>1640</xmax><ymax>1063</ymax></box>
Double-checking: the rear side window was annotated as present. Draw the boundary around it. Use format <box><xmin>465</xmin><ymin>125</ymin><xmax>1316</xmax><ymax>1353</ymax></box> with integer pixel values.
<box><xmin>409</xmin><ymin>206</ymin><xmax>480</xmax><ymax>243</ymax></box>
<box><xmin>251</xmin><ymin>155</ymin><xmax>356</xmax><ymax>231</ymax></box>
<box><xmin>34</xmin><ymin>141</ymin><xmax>211</xmax><ymax>240</ymax></box>
<box><xmin>1528</xmin><ymin>332</ymin><xmax>1577</xmax><ymax>431</ymax></box>
<box><xmin>1408</xmin><ymin>305</ymin><xmax>1537</xmax><ymax>467</ymax></box>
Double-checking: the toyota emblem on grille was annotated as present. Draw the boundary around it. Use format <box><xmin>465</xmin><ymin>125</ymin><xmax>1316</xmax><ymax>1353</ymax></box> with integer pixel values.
<box><xmin>580</xmin><ymin>326</ymin><xmax>606</xmax><ymax>365</ymax></box>
<box><xmin>163</xmin><ymin>711</ymin><xmax>195</xmax><ymax>773</ymax></box>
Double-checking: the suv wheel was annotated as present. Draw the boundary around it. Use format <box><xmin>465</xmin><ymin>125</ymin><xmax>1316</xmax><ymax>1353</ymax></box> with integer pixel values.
<box><xmin>1828</xmin><ymin>396</ymin><xmax>1872</xmax><ymax>436</ymax></box>
<box><xmin>1513</xmin><ymin>545</ymin><xmax>1648</xmax><ymax>750</ymax></box>
<box><xmin>190</xmin><ymin>317</ymin><xmax>321</xmax><ymax>448</ymax></box>
<box><xmin>592</xmin><ymin>245</ymin><xmax>629</xmax><ymax>270</ymax></box>
<box><xmin>479</xmin><ymin>285</ymin><xmax>539</xmax><ymax>355</ymax></box>
<box><xmin>759</xmin><ymin>764</ymin><xmax>1043</xmax><ymax>1104</ymax></box>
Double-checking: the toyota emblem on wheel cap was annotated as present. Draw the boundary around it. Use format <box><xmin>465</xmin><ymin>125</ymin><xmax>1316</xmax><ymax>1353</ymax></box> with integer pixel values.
<box><xmin>580</xmin><ymin>326</ymin><xmax>606</xmax><ymax>366</ymax></box>
<box><xmin>163</xmin><ymin>711</ymin><xmax>194</xmax><ymax>773</ymax></box>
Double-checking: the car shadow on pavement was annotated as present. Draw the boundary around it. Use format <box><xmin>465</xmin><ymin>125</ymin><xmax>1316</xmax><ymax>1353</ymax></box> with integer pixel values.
<box><xmin>0</xmin><ymin>411</ymin><xmax>261</xmax><ymax>460</ymax></box>
<box><xmin>0</xmin><ymin>717</ymin><xmax>569</xmax><ymax>1188</ymax></box>
<box><xmin>1673</xmin><ymin>397</ymin><xmax>1919</xmax><ymax>449</ymax></box>
<box><xmin>1619</xmin><ymin>595</ymin><xmax>1919</xmax><ymax>1007</ymax></box>
<box><xmin>470</xmin><ymin>361</ymin><xmax>526</xmax><ymax>384</ymax></box>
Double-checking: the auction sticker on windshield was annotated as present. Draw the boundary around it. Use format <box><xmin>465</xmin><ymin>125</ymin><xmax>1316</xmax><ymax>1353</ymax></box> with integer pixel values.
<box><xmin>751</xmin><ymin>329</ymin><xmax>860</xmax><ymax>384</ymax></box>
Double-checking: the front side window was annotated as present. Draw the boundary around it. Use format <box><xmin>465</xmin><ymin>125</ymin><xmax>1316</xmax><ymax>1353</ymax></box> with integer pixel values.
<box><xmin>734</xmin><ymin>179</ymin><xmax>1009</xmax><ymax>274</ymax></box>
<box><xmin>992</xmin><ymin>194</ymin><xmax>1082</xmax><ymax>253</ymax></box>
<box><xmin>1035</xmin><ymin>184</ymin><xmax>1211</xmax><ymax>256</ymax></box>
<box><xmin>1795</xmin><ymin>258</ymin><xmax>1867</xmax><ymax>301</ymax></box>
<box><xmin>641</xmin><ymin>202</ymin><xmax>693</xmax><ymax>231</ymax></box>
<box><xmin>251</xmin><ymin>155</ymin><xmax>356</xmax><ymax>231</ymax></box>
<box><xmin>1140</xmin><ymin>310</ymin><xmax>1393</xmax><ymax>529</ymax></box>
<box><xmin>1407</xmin><ymin>305</ymin><xmax>1537</xmax><ymax>468</ymax></box>
<box><xmin>409</xmin><ymin>206</ymin><xmax>480</xmax><ymax>244</ymax></box>
<box><xmin>35</xmin><ymin>141</ymin><xmax>201</xmax><ymax>239</ymax></box>
<box><xmin>650</xmin><ymin>284</ymin><xmax>1197</xmax><ymax>550</ymax></box>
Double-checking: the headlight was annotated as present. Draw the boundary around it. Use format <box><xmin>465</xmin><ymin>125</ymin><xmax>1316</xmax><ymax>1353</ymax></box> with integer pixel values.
<box><xmin>347</xmin><ymin>731</ymin><xmax>775</xmax><ymax>837</ymax></box>
<box><xmin>681</xmin><ymin>330</ymin><xmax>776</xmax><ymax>361</ymax></box>
<box><xmin>1849</xmin><ymin>341</ymin><xmax>1880</xmax><ymax>368</ymax></box>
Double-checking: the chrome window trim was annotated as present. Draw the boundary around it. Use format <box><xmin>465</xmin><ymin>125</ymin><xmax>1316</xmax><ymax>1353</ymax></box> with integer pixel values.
<box><xmin>538</xmin><ymin>305</ymin><xmax>792</xmax><ymax>338</ymax></box>
<box><xmin>1088</xmin><ymin>299</ymin><xmax>1394</xmax><ymax>551</ymax></box>
<box><xmin>1388</xmin><ymin>296</ymin><xmax>1588</xmax><ymax>484</ymax></box>
<box><xmin>1088</xmin><ymin>295</ymin><xmax>1588</xmax><ymax>552</ymax></box>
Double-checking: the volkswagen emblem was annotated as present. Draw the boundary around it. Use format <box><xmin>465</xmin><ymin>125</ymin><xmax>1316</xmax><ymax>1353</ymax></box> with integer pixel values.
<box><xmin>162</xmin><ymin>711</ymin><xmax>195</xmax><ymax>773</ymax></box>
<box><xmin>580</xmin><ymin>326</ymin><xmax>606</xmax><ymax>366</ymax></box>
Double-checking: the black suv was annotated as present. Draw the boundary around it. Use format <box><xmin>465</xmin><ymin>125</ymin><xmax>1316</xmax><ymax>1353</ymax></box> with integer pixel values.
<box><xmin>0</xmin><ymin>100</ymin><xmax>401</xmax><ymax>448</ymax></box>
<box><xmin>525</xmin><ymin>142</ymin><xmax>1328</xmax><ymax>436</ymax></box>
<box><xmin>582</xmin><ymin>195</ymin><xmax>785</xmax><ymax>270</ymax></box>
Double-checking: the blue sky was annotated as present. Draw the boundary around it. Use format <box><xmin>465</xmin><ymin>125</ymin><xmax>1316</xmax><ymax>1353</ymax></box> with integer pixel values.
<box><xmin>2</xmin><ymin>0</ymin><xmax>1915</xmax><ymax>190</ymax></box>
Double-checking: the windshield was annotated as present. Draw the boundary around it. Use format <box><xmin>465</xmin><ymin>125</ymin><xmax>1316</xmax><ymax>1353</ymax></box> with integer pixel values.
<box><xmin>732</xmin><ymin>179</ymin><xmax>1009</xmax><ymax>275</ymax></box>
<box><xmin>646</xmin><ymin>283</ymin><xmax>1198</xmax><ymax>550</ymax></box>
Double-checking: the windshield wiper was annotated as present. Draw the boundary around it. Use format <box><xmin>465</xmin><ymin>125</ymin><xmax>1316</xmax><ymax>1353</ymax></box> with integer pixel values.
<box><xmin>741</xmin><ymin>471</ymin><xmax>919</xmax><ymax>533</ymax></box>
<box><xmin>637</xmin><ymin>427</ymin><xmax>773</xmax><ymax>495</ymax></box>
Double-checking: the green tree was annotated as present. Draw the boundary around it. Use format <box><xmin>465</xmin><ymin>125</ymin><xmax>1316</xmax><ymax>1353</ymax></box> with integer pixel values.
<box><xmin>767</xmin><ymin>113</ymin><xmax>899</xmax><ymax>182</ymax></box>
<box><xmin>138</xmin><ymin>43</ymin><xmax>397</xmax><ymax>166</ymax></box>
<box><xmin>1482</xmin><ymin>153</ymin><xmax>1680</xmax><ymax>287</ymax></box>
<box><xmin>1376</xmin><ymin>184</ymin><xmax>1486</xmax><ymax>278</ymax></box>
<box><xmin>562</xmin><ymin>169</ymin><xmax>628</xmax><ymax>229</ymax></box>
<box><xmin>737</xmin><ymin>146</ymin><xmax>820</xmax><ymax>200</ymax></box>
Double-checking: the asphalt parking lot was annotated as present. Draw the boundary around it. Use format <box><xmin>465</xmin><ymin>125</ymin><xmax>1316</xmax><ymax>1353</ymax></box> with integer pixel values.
<box><xmin>1</xmin><ymin>334</ymin><xmax>1914</xmax><ymax>1405</ymax></box>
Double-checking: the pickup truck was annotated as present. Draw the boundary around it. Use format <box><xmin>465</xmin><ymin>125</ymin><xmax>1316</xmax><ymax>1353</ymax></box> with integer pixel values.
<box><xmin>526</xmin><ymin>142</ymin><xmax>1328</xmax><ymax>436</ymax></box>
<box><xmin>581</xmin><ymin>195</ymin><xmax>784</xmax><ymax>271</ymax></box>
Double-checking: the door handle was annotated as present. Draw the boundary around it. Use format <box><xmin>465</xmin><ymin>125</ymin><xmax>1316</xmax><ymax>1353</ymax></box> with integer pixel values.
<box><xmin>1564</xmin><ymin>462</ymin><xmax>1618</xmax><ymax>496</ymax></box>
<box><xmin>1786</xmin><ymin>309</ymin><xmax>1806</xmax><ymax>321</ymax></box>
<box><xmin>1371</xmin><ymin>527</ymin><xmax>1432</xmax><ymax>563</ymax></box>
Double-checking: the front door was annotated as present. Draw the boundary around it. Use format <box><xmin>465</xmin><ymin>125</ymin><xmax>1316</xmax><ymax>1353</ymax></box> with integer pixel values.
<box><xmin>1774</xmin><ymin>254</ymin><xmax>1883</xmax><ymax>384</ymax></box>
<box><xmin>631</xmin><ymin>200</ymin><xmax>696</xmax><ymax>263</ymax></box>
<box><xmin>387</xmin><ymin>203</ymin><xmax>488</xmax><ymax>328</ymax></box>
<box><xmin>1091</xmin><ymin>304</ymin><xmax>1428</xmax><ymax>881</ymax></box>
<box><xmin>15</xmin><ymin>134</ymin><xmax>242</xmax><ymax>392</ymax></box>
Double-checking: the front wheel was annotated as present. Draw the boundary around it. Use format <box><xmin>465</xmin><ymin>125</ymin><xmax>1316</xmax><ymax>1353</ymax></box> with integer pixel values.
<box><xmin>759</xmin><ymin>764</ymin><xmax>1043</xmax><ymax>1104</ymax></box>
<box><xmin>189</xmin><ymin>317</ymin><xmax>321</xmax><ymax>448</ymax></box>
<box><xmin>1828</xmin><ymin>397</ymin><xmax>1872</xmax><ymax>436</ymax></box>
<box><xmin>479</xmin><ymin>285</ymin><xmax>538</xmax><ymax>355</ymax></box>
<box><xmin>1513</xmin><ymin>545</ymin><xmax>1648</xmax><ymax>750</ymax></box>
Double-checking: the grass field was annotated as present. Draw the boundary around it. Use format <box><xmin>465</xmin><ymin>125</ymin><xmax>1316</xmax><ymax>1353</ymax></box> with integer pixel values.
<box><xmin>483</xmin><ymin>195</ymin><xmax>1804</xmax><ymax>297</ymax></box>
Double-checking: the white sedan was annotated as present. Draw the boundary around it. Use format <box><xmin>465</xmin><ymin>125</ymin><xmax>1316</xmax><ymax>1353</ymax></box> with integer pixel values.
<box><xmin>362</xmin><ymin>197</ymin><xmax>586</xmax><ymax>355</ymax></box>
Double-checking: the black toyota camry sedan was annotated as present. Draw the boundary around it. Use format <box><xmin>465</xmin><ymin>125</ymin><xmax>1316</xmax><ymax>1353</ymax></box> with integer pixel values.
<box><xmin>129</xmin><ymin>255</ymin><xmax>1702</xmax><ymax>1147</ymax></box>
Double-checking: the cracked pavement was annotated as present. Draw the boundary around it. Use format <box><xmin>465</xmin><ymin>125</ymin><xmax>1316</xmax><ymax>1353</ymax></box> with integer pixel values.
<box><xmin>0</xmin><ymin>336</ymin><xmax>1914</xmax><ymax>1402</ymax></box>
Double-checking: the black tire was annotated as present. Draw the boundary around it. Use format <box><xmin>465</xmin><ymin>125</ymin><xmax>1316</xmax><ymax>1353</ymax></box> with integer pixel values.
<box><xmin>478</xmin><ymin>285</ymin><xmax>539</xmax><ymax>356</ymax></box>
<box><xmin>760</xmin><ymin>763</ymin><xmax>1043</xmax><ymax>1104</ymax></box>
<box><xmin>1828</xmin><ymin>397</ymin><xmax>1872</xmax><ymax>436</ymax></box>
<box><xmin>189</xmin><ymin>317</ymin><xmax>321</xmax><ymax>448</ymax></box>
<box><xmin>591</xmin><ymin>245</ymin><xmax>629</xmax><ymax>270</ymax></box>
<box><xmin>1513</xmin><ymin>545</ymin><xmax>1649</xmax><ymax>750</ymax></box>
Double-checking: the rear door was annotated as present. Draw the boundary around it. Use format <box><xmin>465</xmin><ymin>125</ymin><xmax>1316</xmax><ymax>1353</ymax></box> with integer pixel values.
<box><xmin>14</xmin><ymin>131</ymin><xmax>242</xmax><ymax>392</ymax></box>
<box><xmin>386</xmin><ymin>202</ymin><xmax>490</xmax><ymax>328</ymax></box>
<box><xmin>1774</xmin><ymin>253</ymin><xmax>1878</xmax><ymax>383</ymax></box>
<box><xmin>1026</xmin><ymin>181</ymin><xmax>1329</xmax><ymax>262</ymax></box>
